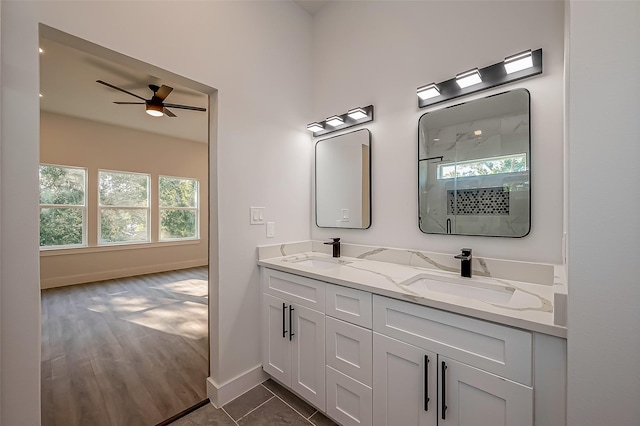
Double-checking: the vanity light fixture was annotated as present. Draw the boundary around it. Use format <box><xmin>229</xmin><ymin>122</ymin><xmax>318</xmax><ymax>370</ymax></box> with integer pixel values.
<box><xmin>307</xmin><ymin>122</ymin><xmax>324</xmax><ymax>132</ymax></box>
<box><xmin>326</xmin><ymin>115</ymin><xmax>344</xmax><ymax>127</ymax></box>
<box><xmin>39</xmin><ymin>47</ymin><xmax>44</xmax><ymax>54</ymax></box>
<box><xmin>306</xmin><ymin>105</ymin><xmax>374</xmax><ymax>137</ymax></box>
<box><xmin>456</xmin><ymin>69</ymin><xmax>482</xmax><ymax>89</ymax></box>
<box><xmin>504</xmin><ymin>50</ymin><xmax>534</xmax><ymax>74</ymax></box>
<box><xmin>417</xmin><ymin>83</ymin><xmax>440</xmax><ymax>100</ymax></box>
<box><xmin>417</xmin><ymin>48</ymin><xmax>542</xmax><ymax>109</ymax></box>
<box><xmin>347</xmin><ymin>107</ymin><xmax>368</xmax><ymax>120</ymax></box>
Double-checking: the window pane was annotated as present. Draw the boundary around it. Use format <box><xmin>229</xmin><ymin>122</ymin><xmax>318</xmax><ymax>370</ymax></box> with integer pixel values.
<box><xmin>39</xmin><ymin>165</ymin><xmax>85</xmax><ymax>205</ymax></box>
<box><xmin>99</xmin><ymin>171</ymin><xmax>149</xmax><ymax>207</ymax></box>
<box><xmin>100</xmin><ymin>209</ymin><xmax>148</xmax><ymax>243</ymax></box>
<box><xmin>438</xmin><ymin>153</ymin><xmax>527</xmax><ymax>179</ymax></box>
<box><xmin>160</xmin><ymin>210</ymin><xmax>197</xmax><ymax>240</ymax></box>
<box><xmin>159</xmin><ymin>177</ymin><xmax>197</xmax><ymax>208</ymax></box>
<box><xmin>40</xmin><ymin>208</ymin><xmax>83</xmax><ymax>246</ymax></box>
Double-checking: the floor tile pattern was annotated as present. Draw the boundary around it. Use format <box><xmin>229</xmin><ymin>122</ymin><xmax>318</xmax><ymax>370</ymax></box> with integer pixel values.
<box><xmin>170</xmin><ymin>380</ymin><xmax>338</xmax><ymax>426</ymax></box>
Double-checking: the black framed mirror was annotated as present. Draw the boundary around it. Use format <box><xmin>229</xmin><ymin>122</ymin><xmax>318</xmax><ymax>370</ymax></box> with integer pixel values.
<box><xmin>316</xmin><ymin>129</ymin><xmax>371</xmax><ymax>229</ymax></box>
<box><xmin>418</xmin><ymin>89</ymin><xmax>530</xmax><ymax>237</ymax></box>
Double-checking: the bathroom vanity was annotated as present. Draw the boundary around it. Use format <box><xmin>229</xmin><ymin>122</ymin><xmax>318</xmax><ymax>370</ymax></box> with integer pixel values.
<box><xmin>258</xmin><ymin>242</ymin><xmax>567</xmax><ymax>426</ymax></box>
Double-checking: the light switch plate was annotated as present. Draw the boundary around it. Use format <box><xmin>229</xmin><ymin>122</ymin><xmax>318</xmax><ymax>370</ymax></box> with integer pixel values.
<box><xmin>250</xmin><ymin>207</ymin><xmax>265</xmax><ymax>225</ymax></box>
<box><xmin>266</xmin><ymin>222</ymin><xmax>275</xmax><ymax>238</ymax></box>
<box><xmin>341</xmin><ymin>209</ymin><xmax>350</xmax><ymax>221</ymax></box>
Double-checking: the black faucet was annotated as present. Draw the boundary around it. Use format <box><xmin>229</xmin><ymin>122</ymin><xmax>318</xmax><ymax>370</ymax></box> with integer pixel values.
<box><xmin>454</xmin><ymin>248</ymin><xmax>472</xmax><ymax>278</ymax></box>
<box><xmin>324</xmin><ymin>238</ymin><xmax>341</xmax><ymax>258</ymax></box>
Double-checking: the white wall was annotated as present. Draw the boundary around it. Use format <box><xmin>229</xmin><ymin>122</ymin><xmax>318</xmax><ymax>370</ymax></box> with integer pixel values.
<box><xmin>0</xmin><ymin>2</ymin><xmax>312</xmax><ymax>424</ymax></box>
<box><xmin>311</xmin><ymin>1</ymin><xmax>565</xmax><ymax>264</ymax></box>
<box><xmin>567</xmin><ymin>1</ymin><xmax>640</xmax><ymax>424</ymax></box>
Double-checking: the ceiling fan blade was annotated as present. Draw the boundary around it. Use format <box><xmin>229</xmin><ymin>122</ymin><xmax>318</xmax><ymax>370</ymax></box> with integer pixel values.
<box><xmin>155</xmin><ymin>85</ymin><xmax>173</xmax><ymax>101</ymax></box>
<box><xmin>164</xmin><ymin>103</ymin><xmax>207</xmax><ymax>112</ymax></box>
<box><xmin>163</xmin><ymin>108</ymin><xmax>177</xmax><ymax>117</ymax></box>
<box><xmin>113</xmin><ymin>102</ymin><xmax>145</xmax><ymax>105</ymax></box>
<box><xmin>96</xmin><ymin>80</ymin><xmax>147</xmax><ymax>101</ymax></box>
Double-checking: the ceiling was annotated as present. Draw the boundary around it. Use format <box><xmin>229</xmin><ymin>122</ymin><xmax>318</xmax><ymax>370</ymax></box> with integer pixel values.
<box><xmin>39</xmin><ymin>38</ymin><xmax>209</xmax><ymax>144</ymax></box>
<box><xmin>293</xmin><ymin>0</ymin><xmax>332</xmax><ymax>15</ymax></box>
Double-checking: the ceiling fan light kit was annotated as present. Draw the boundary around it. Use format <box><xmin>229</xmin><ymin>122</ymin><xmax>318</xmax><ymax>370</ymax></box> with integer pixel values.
<box><xmin>96</xmin><ymin>80</ymin><xmax>207</xmax><ymax>118</ymax></box>
<box><xmin>145</xmin><ymin>103</ymin><xmax>164</xmax><ymax>117</ymax></box>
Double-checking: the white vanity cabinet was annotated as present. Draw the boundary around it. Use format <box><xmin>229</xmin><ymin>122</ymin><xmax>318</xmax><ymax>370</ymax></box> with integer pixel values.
<box><xmin>261</xmin><ymin>269</ymin><xmax>326</xmax><ymax>410</ymax></box>
<box><xmin>372</xmin><ymin>295</ymin><xmax>534</xmax><ymax>426</ymax></box>
<box><xmin>260</xmin><ymin>268</ymin><xmax>566</xmax><ymax>426</ymax></box>
<box><xmin>325</xmin><ymin>284</ymin><xmax>373</xmax><ymax>426</ymax></box>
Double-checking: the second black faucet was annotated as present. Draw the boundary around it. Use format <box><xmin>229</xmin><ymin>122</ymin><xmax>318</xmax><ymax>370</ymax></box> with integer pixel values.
<box><xmin>325</xmin><ymin>238</ymin><xmax>341</xmax><ymax>258</ymax></box>
<box><xmin>454</xmin><ymin>248</ymin><xmax>473</xmax><ymax>278</ymax></box>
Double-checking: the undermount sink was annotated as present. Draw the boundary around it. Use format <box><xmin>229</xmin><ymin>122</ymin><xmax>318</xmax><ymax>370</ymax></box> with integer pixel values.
<box><xmin>400</xmin><ymin>273</ymin><xmax>515</xmax><ymax>304</ymax></box>
<box><xmin>288</xmin><ymin>256</ymin><xmax>352</xmax><ymax>270</ymax></box>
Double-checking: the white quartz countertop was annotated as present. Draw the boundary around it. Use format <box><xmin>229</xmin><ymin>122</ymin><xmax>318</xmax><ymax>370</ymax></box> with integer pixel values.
<box><xmin>259</xmin><ymin>251</ymin><xmax>567</xmax><ymax>338</ymax></box>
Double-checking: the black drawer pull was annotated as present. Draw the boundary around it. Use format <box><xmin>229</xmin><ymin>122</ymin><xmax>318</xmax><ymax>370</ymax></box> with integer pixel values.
<box><xmin>289</xmin><ymin>305</ymin><xmax>295</xmax><ymax>341</ymax></box>
<box><xmin>441</xmin><ymin>361</ymin><xmax>448</xmax><ymax>420</ymax></box>
<box><xmin>424</xmin><ymin>355</ymin><xmax>430</xmax><ymax>411</ymax></box>
<box><xmin>282</xmin><ymin>303</ymin><xmax>287</xmax><ymax>338</ymax></box>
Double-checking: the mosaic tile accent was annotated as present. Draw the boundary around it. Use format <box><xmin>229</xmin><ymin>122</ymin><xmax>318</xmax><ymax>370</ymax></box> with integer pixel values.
<box><xmin>447</xmin><ymin>187</ymin><xmax>509</xmax><ymax>215</ymax></box>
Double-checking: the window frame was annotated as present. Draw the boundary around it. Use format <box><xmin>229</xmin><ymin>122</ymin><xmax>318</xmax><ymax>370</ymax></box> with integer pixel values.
<box><xmin>98</xmin><ymin>169</ymin><xmax>151</xmax><ymax>246</ymax></box>
<box><xmin>158</xmin><ymin>175</ymin><xmax>200</xmax><ymax>242</ymax></box>
<box><xmin>39</xmin><ymin>163</ymin><xmax>88</xmax><ymax>250</ymax></box>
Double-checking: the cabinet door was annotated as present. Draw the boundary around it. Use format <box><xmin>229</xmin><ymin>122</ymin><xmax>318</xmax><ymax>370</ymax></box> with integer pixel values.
<box><xmin>291</xmin><ymin>304</ymin><xmax>326</xmax><ymax>410</ymax></box>
<box><xmin>438</xmin><ymin>356</ymin><xmax>533</xmax><ymax>426</ymax></box>
<box><xmin>262</xmin><ymin>293</ymin><xmax>291</xmax><ymax>386</ymax></box>
<box><xmin>372</xmin><ymin>333</ymin><xmax>437</xmax><ymax>426</ymax></box>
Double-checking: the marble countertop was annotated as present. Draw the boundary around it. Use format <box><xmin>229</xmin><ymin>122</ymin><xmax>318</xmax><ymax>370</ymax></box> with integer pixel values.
<box><xmin>258</xmin><ymin>249</ymin><xmax>567</xmax><ymax>338</ymax></box>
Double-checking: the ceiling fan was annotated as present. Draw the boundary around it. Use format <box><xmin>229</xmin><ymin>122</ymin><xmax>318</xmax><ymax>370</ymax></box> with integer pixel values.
<box><xmin>96</xmin><ymin>80</ymin><xmax>206</xmax><ymax>117</ymax></box>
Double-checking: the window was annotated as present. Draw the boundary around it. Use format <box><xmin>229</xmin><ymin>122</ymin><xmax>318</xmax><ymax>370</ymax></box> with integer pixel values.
<box><xmin>39</xmin><ymin>165</ymin><xmax>87</xmax><ymax>248</ymax></box>
<box><xmin>99</xmin><ymin>170</ymin><xmax>150</xmax><ymax>244</ymax></box>
<box><xmin>437</xmin><ymin>153</ymin><xmax>527</xmax><ymax>179</ymax></box>
<box><xmin>159</xmin><ymin>176</ymin><xmax>199</xmax><ymax>241</ymax></box>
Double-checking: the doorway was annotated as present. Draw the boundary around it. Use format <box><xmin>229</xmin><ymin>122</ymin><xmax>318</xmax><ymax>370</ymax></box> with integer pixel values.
<box><xmin>38</xmin><ymin>26</ymin><xmax>214</xmax><ymax>425</ymax></box>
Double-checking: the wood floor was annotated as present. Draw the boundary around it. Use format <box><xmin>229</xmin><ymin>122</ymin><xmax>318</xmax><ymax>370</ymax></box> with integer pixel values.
<box><xmin>41</xmin><ymin>267</ymin><xmax>209</xmax><ymax>426</ymax></box>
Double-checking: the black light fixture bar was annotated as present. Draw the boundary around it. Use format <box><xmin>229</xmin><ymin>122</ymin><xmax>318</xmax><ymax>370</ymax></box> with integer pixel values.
<box><xmin>308</xmin><ymin>105</ymin><xmax>374</xmax><ymax>137</ymax></box>
<box><xmin>418</xmin><ymin>48</ymin><xmax>542</xmax><ymax>109</ymax></box>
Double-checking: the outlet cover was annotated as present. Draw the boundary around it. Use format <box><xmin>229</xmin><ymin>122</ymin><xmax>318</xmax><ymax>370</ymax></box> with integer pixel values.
<box><xmin>266</xmin><ymin>222</ymin><xmax>275</xmax><ymax>238</ymax></box>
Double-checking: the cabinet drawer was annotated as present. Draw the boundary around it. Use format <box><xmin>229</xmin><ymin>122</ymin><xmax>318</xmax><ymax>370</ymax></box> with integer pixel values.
<box><xmin>326</xmin><ymin>284</ymin><xmax>372</xmax><ymax>328</ymax></box>
<box><xmin>373</xmin><ymin>295</ymin><xmax>532</xmax><ymax>385</ymax></box>
<box><xmin>262</xmin><ymin>268</ymin><xmax>325</xmax><ymax>312</ymax></box>
<box><xmin>326</xmin><ymin>366</ymin><xmax>373</xmax><ymax>426</ymax></box>
<box><xmin>326</xmin><ymin>316</ymin><xmax>373</xmax><ymax>387</ymax></box>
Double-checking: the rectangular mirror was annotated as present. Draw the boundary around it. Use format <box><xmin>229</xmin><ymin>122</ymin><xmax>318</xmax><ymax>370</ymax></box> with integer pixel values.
<box><xmin>418</xmin><ymin>89</ymin><xmax>530</xmax><ymax>237</ymax></box>
<box><xmin>316</xmin><ymin>129</ymin><xmax>371</xmax><ymax>228</ymax></box>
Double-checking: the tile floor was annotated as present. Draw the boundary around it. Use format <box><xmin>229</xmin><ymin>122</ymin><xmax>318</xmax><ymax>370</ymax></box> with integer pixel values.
<box><xmin>169</xmin><ymin>379</ymin><xmax>338</xmax><ymax>426</ymax></box>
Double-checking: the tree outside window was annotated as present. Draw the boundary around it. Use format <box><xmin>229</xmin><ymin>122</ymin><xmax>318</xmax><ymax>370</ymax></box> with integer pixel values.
<box><xmin>99</xmin><ymin>170</ymin><xmax>150</xmax><ymax>244</ymax></box>
<box><xmin>159</xmin><ymin>176</ymin><xmax>199</xmax><ymax>240</ymax></box>
<box><xmin>39</xmin><ymin>165</ymin><xmax>86</xmax><ymax>248</ymax></box>
<box><xmin>438</xmin><ymin>153</ymin><xmax>527</xmax><ymax>179</ymax></box>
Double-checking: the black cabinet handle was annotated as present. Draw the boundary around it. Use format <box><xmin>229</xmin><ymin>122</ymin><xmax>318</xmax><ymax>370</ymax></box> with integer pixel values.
<box><xmin>282</xmin><ymin>303</ymin><xmax>287</xmax><ymax>338</ymax></box>
<box><xmin>424</xmin><ymin>355</ymin><xmax>430</xmax><ymax>411</ymax></box>
<box><xmin>441</xmin><ymin>361</ymin><xmax>448</xmax><ymax>420</ymax></box>
<box><xmin>289</xmin><ymin>305</ymin><xmax>295</xmax><ymax>341</ymax></box>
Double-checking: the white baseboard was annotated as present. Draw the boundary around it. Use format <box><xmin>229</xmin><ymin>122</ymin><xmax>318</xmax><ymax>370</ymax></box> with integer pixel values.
<box><xmin>207</xmin><ymin>365</ymin><xmax>267</xmax><ymax>408</ymax></box>
<box><xmin>40</xmin><ymin>259</ymin><xmax>208</xmax><ymax>289</ymax></box>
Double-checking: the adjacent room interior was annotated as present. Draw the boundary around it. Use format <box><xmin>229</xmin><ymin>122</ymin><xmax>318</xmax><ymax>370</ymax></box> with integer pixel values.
<box><xmin>38</xmin><ymin>33</ymin><xmax>211</xmax><ymax>425</ymax></box>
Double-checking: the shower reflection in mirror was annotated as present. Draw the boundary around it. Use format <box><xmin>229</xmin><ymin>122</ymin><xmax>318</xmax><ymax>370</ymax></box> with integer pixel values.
<box><xmin>418</xmin><ymin>89</ymin><xmax>531</xmax><ymax>237</ymax></box>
